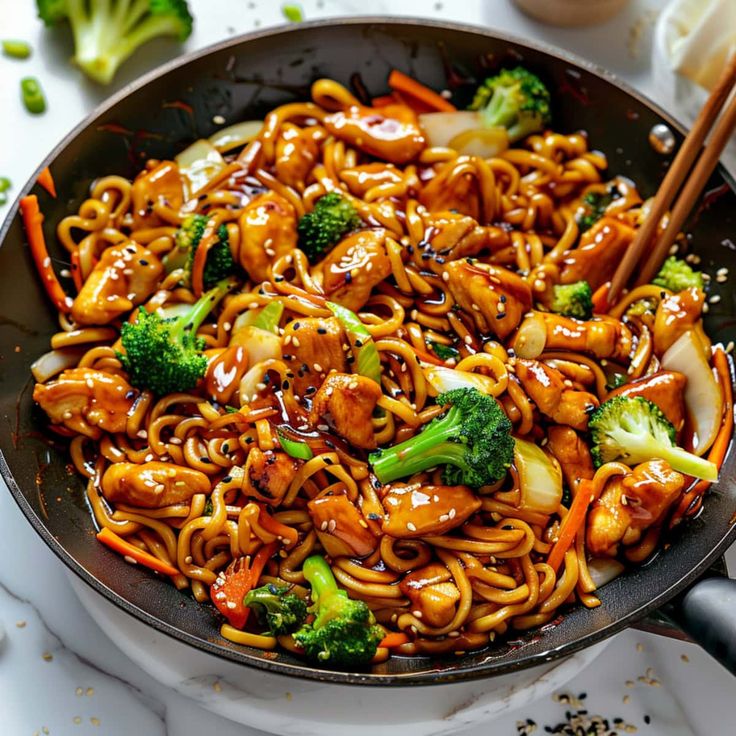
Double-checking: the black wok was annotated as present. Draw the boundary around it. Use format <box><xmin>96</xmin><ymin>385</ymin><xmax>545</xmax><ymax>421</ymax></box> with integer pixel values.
<box><xmin>1</xmin><ymin>18</ymin><xmax>736</xmax><ymax>685</ymax></box>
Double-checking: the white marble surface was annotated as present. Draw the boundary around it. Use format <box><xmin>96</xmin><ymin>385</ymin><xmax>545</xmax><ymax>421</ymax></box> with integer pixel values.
<box><xmin>2</xmin><ymin>0</ymin><xmax>736</xmax><ymax>733</ymax></box>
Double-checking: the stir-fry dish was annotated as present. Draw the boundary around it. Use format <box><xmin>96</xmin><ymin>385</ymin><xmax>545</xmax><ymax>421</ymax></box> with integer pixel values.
<box><xmin>24</xmin><ymin>67</ymin><xmax>733</xmax><ymax>668</ymax></box>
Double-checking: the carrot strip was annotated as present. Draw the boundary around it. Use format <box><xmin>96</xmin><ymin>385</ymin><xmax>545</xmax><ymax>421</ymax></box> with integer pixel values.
<box><xmin>241</xmin><ymin>541</ymin><xmax>279</xmax><ymax>627</ymax></box>
<box><xmin>257</xmin><ymin>505</ymin><xmax>299</xmax><ymax>547</ymax></box>
<box><xmin>387</xmin><ymin>70</ymin><xmax>456</xmax><ymax>113</ymax></box>
<box><xmin>379</xmin><ymin>632</ymin><xmax>409</xmax><ymax>648</ymax></box>
<box><xmin>70</xmin><ymin>250</ymin><xmax>84</xmax><ymax>292</ymax></box>
<box><xmin>372</xmin><ymin>94</ymin><xmax>399</xmax><ymax>108</ymax></box>
<box><xmin>591</xmin><ymin>281</ymin><xmax>610</xmax><ymax>314</ymax></box>
<box><xmin>412</xmin><ymin>345</ymin><xmax>448</xmax><ymax>367</ymax></box>
<box><xmin>20</xmin><ymin>195</ymin><xmax>72</xmax><ymax>314</ymax></box>
<box><xmin>37</xmin><ymin>166</ymin><xmax>57</xmax><ymax>198</ymax></box>
<box><xmin>96</xmin><ymin>527</ymin><xmax>179</xmax><ymax>577</ymax></box>
<box><xmin>547</xmin><ymin>479</ymin><xmax>595</xmax><ymax>574</ymax></box>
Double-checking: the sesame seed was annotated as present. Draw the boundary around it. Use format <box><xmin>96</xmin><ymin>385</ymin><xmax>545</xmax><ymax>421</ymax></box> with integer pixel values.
<box><xmin>412</xmin><ymin>610</ymin><xmax>423</xmax><ymax>618</ymax></box>
<box><xmin>327</xmin><ymin>519</ymin><xmax>337</xmax><ymax>533</ymax></box>
<box><xmin>442</xmin><ymin>271</ymin><xmax>450</xmax><ymax>282</ymax></box>
<box><xmin>463</xmin><ymin>335</ymin><xmax>472</xmax><ymax>345</ymax></box>
<box><xmin>407</xmin><ymin>522</ymin><xmax>417</xmax><ymax>531</ymax></box>
<box><xmin>448</xmin><ymin>508</ymin><xmax>456</xmax><ymax>519</ymax></box>
<box><xmin>313</xmin><ymin>363</ymin><xmax>323</xmax><ymax>372</ymax></box>
<box><xmin>226</xmin><ymin>601</ymin><xmax>237</xmax><ymax>609</ymax></box>
<box><xmin>292</xmin><ymin>337</ymin><xmax>300</xmax><ymax>347</ymax></box>
<box><xmin>709</xmin><ymin>294</ymin><xmax>721</xmax><ymax>304</ymax></box>
<box><xmin>123</xmin><ymin>555</ymin><xmax>138</xmax><ymax>565</ymax></box>
<box><xmin>137</xmin><ymin>429</ymin><xmax>147</xmax><ymax>439</ymax></box>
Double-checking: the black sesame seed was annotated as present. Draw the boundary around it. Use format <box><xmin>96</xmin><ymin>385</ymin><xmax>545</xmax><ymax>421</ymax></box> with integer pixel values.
<box><xmin>139</xmin><ymin>259</ymin><xmax>149</xmax><ymax>266</ymax></box>
<box><xmin>317</xmin><ymin>327</ymin><xmax>327</xmax><ymax>334</ymax></box>
<box><xmin>282</xmin><ymin>380</ymin><xmax>290</xmax><ymax>390</ymax></box>
<box><xmin>345</xmin><ymin>272</ymin><xmax>352</xmax><ymax>283</ymax></box>
<box><xmin>222</xmin><ymin>475</ymin><xmax>232</xmax><ymax>483</ymax></box>
<box><xmin>644</xmin><ymin>715</ymin><xmax>651</xmax><ymax>725</ymax></box>
<box><xmin>200</xmin><ymin>457</ymin><xmax>212</xmax><ymax>464</ymax></box>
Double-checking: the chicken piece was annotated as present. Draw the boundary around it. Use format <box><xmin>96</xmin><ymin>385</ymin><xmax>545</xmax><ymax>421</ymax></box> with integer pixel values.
<box><xmin>399</xmin><ymin>563</ymin><xmax>460</xmax><ymax>628</ymax></box>
<box><xmin>309</xmin><ymin>373</ymin><xmax>382</xmax><ymax>449</ymax></box>
<box><xmin>419</xmin><ymin>158</ymin><xmax>484</xmax><ymax>221</ymax></box>
<box><xmin>559</xmin><ymin>217</ymin><xmax>635</xmax><ymax>290</ymax></box>
<box><xmin>71</xmin><ymin>242</ymin><xmax>163</xmax><ymax>325</ymax></box>
<box><xmin>381</xmin><ymin>482</ymin><xmax>481</xmax><ymax>539</ymax></box>
<box><xmin>323</xmin><ymin>104</ymin><xmax>425</xmax><ymax>164</ymax></box>
<box><xmin>653</xmin><ymin>287</ymin><xmax>705</xmax><ymax>355</ymax></box>
<box><xmin>308</xmin><ymin>491</ymin><xmax>377</xmax><ymax>558</ymax></box>
<box><xmin>546</xmin><ymin>425</ymin><xmax>595</xmax><ymax>492</ymax></box>
<box><xmin>587</xmin><ymin>459</ymin><xmax>685</xmax><ymax>556</ymax></box>
<box><xmin>282</xmin><ymin>316</ymin><xmax>348</xmax><ymax>396</ymax></box>
<box><xmin>243</xmin><ymin>447</ymin><xmax>302</xmax><ymax>505</ymax></box>
<box><xmin>339</xmin><ymin>162</ymin><xmax>404</xmax><ymax>198</ymax></box>
<box><xmin>609</xmin><ymin>371</ymin><xmax>687</xmax><ymax>433</ymax></box>
<box><xmin>443</xmin><ymin>260</ymin><xmax>532</xmax><ymax>340</ymax></box>
<box><xmin>237</xmin><ymin>191</ymin><xmax>298</xmax><ymax>283</ymax></box>
<box><xmin>316</xmin><ymin>229</ymin><xmax>392</xmax><ymax>311</ymax></box>
<box><xmin>131</xmin><ymin>161</ymin><xmax>185</xmax><ymax>229</ymax></box>
<box><xmin>515</xmin><ymin>360</ymin><xmax>599</xmax><ymax>431</ymax></box>
<box><xmin>274</xmin><ymin>122</ymin><xmax>320</xmax><ymax>190</ymax></box>
<box><xmin>520</xmin><ymin>312</ymin><xmax>633</xmax><ymax>362</ymax></box>
<box><xmin>101</xmin><ymin>461</ymin><xmax>211</xmax><ymax>508</ymax></box>
<box><xmin>421</xmin><ymin>211</ymin><xmax>510</xmax><ymax>260</ymax></box>
<box><xmin>33</xmin><ymin>367</ymin><xmax>136</xmax><ymax>440</ymax></box>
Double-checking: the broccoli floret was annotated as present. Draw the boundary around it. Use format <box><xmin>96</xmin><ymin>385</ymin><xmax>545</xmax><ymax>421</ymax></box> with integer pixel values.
<box><xmin>605</xmin><ymin>372</ymin><xmax>628</xmax><ymax>392</ymax></box>
<box><xmin>369</xmin><ymin>387</ymin><xmax>514</xmax><ymax>489</ymax></box>
<box><xmin>297</xmin><ymin>192</ymin><xmax>361</xmax><ymax>263</ymax></box>
<box><xmin>588</xmin><ymin>395</ymin><xmax>717</xmax><ymax>481</ymax></box>
<box><xmin>293</xmin><ymin>555</ymin><xmax>383</xmax><ymax>667</ymax></box>
<box><xmin>118</xmin><ymin>277</ymin><xmax>233</xmax><ymax>395</ymax></box>
<box><xmin>36</xmin><ymin>0</ymin><xmax>193</xmax><ymax>85</ymax></box>
<box><xmin>551</xmin><ymin>280</ymin><xmax>593</xmax><ymax>320</ymax></box>
<box><xmin>469</xmin><ymin>66</ymin><xmax>551</xmax><ymax>143</ymax></box>
<box><xmin>652</xmin><ymin>256</ymin><xmax>704</xmax><ymax>292</ymax></box>
<box><xmin>244</xmin><ymin>583</ymin><xmax>307</xmax><ymax>636</ymax></box>
<box><xmin>625</xmin><ymin>298</ymin><xmax>657</xmax><ymax>319</ymax></box>
<box><xmin>427</xmin><ymin>340</ymin><xmax>460</xmax><ymax>362</ymax></box>
<box><xmin>576</xmin><ymin>190</ymin><xmax>617</xmax><ymax>232</ymax></box>
<box><xmin>165</xmin><ymin>214</ymin><xmax>237</xmax><ymax>289</ymax></box>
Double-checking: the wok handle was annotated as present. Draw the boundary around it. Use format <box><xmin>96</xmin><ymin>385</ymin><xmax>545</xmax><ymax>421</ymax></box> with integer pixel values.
<box><xmin>669</xmin><ymin>576</ymin><xmax>736</xmax><ymax>675</ymax></box>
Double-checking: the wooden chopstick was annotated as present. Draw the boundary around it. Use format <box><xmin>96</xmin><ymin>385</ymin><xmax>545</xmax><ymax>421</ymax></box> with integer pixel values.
<box><xmin>607</xmin><ymin>53</ymin><xmax>736</xmax><ymax>303</ymax></box>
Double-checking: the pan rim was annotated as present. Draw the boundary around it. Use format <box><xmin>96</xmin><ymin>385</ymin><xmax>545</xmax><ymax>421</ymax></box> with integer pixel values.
<box><xmin>1</xmin><ymin>15</ymin><xmax>735</xmax><ymax>686</ymax></box>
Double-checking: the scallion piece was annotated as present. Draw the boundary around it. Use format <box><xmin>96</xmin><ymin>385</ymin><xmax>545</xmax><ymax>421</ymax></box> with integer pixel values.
<box><xmin>277</xmin><ymin>430</ymin><xmax>314</xmax><ymax>460</ymax></box>
<box><xmin>2</xmin><ymin>40</ymin><xmax>31</xmax><ymax>59</ymax></box>
<box><xmin>326</xmin><ymin>301</ymin><xmax>381</xmax><ymax>384</ymax></box>
<box><xmin>21</xmin><ymin>77</ymin><xmax>46</xmax><ymax>114</ymax></box>
<box><xmin>281</xmin><ymin>3</ymin><xmax>304</xmax><ymax>22</ymax></box>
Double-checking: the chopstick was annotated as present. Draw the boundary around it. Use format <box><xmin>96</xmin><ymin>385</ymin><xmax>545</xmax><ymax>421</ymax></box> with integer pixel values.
<box><xmin>607</xmin><ymin>54</ymin><xmax>736</xmax><ymax>303</ymax></box>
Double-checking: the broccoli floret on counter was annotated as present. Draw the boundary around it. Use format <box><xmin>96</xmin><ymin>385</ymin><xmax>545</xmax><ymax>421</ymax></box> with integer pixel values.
<box><xmin>469</xmin><ymin>66</ymin><xmax>551</xmax><ymax>143</ymax></box>
<box><xmin>293</xmin><ymin>555</ymin><xmax>383</xmax><ymax>667</ymax></box>
<box><xmin>588</xmin><ymin>395</ymin><xmax>717</xmax><ymax>481</ymax></box>
<box><xmin>369</xmin><ymin>387</ymin><xmax>514</xmax><ymax>489</ymax></box>
<box><xmin>36</xmin><ymin>0</ymin><xmax>193</xmax><ymax>85</ymax></box>
<box><xmin>297</xmin><ymin>192</ymin><xmax>361</xmax><ymax>263</ymax></box>
<box><xmin>551</xmin><ymin>280</ymin><xmax>593</xmax><ymax>320</ymax></box>
<box><xmin>652</xmin><ymin>256</ymin><xmax>704</xmax><ymax>293</ymax></box>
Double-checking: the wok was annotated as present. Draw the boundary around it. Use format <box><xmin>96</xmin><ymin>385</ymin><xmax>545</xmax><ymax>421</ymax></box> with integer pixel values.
<box><xmin>1</xmin><ymin>18</ymin><xmax>735</xmax><ymax>685</ymax></box>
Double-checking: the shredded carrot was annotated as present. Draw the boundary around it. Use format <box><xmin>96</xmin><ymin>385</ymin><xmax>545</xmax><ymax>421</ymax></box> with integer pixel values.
<box><xmin>257</xmin><ymin>505</ymin><xmax>299</xmax><ymax>547</ymax></box>
<box><xmin>241</xmin><ymin>541</ymin><xmax>279</xmax><ymax>627</ymax></box>
<box><xmin>96</xmin><ymin>527</ymin><xmax>179</xmax><ymax>577</ymax></box>
<box><xmin>412</xmin><ymin>345</ymin><xmax>448</xmax><ymax>367</ymax></box>
<box><xmin>37</xmin><ymin>166</ymin><xmax>57</xmax><ymax>198</ymax></box>
<box><xmin>592</xmin><ymin>281</ymin><xmax>611</xmax><ymax>314</ymax></box>
<box><xmin>387</xmin><ymin>69</ymin><xmax>456</xmax><ymax>113</ymax></box>
<box><xmin>20</xmin><ymin>195</ymin><xmax>72</xmax><ymax>314</ymax></box>
<box><xmin>547</xmin><ymin>479</ymin><xmax>595</xmax><ymax>574</ymax></box>
<box><xmin>671</xmin><ymin>347</ymin><xmax>734</xmax><ymax>524</ymax></box>
<box><xmin>372</xmin><ymin>94</ymin><xmax>399</xmax><ymax>108</ymax></box>
<box><xmin>379</xmin><ymin>632</ymin><xmax>409</xmax><ymax>648</ymax></box>
<box><xmin>70</xmin><ymin>250</ymin><xmax>84</xmax><ymax>292</ymax></box>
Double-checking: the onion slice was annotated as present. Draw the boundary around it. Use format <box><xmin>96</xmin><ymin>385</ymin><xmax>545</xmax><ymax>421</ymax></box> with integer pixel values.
<box><xmin>419</xmin><ymin>111</ymin><xmax>510</xmax><ymax>157</ymax></box>
<box><xmin>208</xmin><ymin>120</ymin><xmax>263</xmax><ymax>153</ymax></box>
<box><xmin>587</xmin><ymin>557</ymin><xmax>625</xmax><ymax>589</ymax></box>
<box><xmin>661</xmin><ymin>329</ymin><xmax>722</xmax><ymax>455</ymax></box>
<box><xmin>514</xmin><ymin>437</ymin><xmax>563</xmax><ymax>514</ymax></box>
<box><xmin>31</xmin><ymin>347</ymin><xmax>85</xmax><ymax>383</ymax></box>
<box><xmin>175</xmin><ymin>139</ymin><xmax>225</xmax><ymax>196</ymax></box>
<box><xmin>512</xmin><ymin>312</ymin><xmax>547</xmax><ymax>359</ymax></box>
<box><xmin>423</xmin><ymin>364</ymin><xmax>500</xmax><ymax>396</ymax></box>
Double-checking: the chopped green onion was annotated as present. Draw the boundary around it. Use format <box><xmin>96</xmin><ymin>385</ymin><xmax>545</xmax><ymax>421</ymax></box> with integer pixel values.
<box><xmin>326</xmin><ymin>301</ymin><xmax>382</xmax><ymax>384</ymax></box>
<box><xmin>2</xmin><ymin>40</ymin><xmax>31</xmax><ymax>59</ymax></box>
<box><xmin>21</xmin><ymin>77</ymin><xmax>46</xmax><ymax>114</ymax></box>
<box><xmin>0</xmin><ymin>177</ymin><xmax>11</xmax><ymax>193</ymax></box>
<box><xmin>225</xmin><ymin>405</ymin><xmax>239</xmax><ymax>414</ymax></box>
<box><xmin>253</xmin><ymin>301</ymin><xmax>285</xmax><ymax>334</ymax></box>
<box><xmin>277</xmin><ymin>430</ymin><xmax>314</xmax><ymax>460</ymax></box>
<box><xmin>427</xmin><ymin>340</ymin><xmax>459</xmax><ymax>361</ymax></box>
<box><xmin>281</xmin><ymin>3</ymin><xmax>304</xmax><ymax>22</ymax></box>
<box><xmin>0</xmin><ymin>192</ymin><xmax>7</xmax><ymax>206</ymax></box>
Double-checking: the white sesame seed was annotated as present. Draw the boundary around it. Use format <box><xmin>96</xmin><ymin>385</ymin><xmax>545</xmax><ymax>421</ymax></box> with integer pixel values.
<box><xmin>137</xmin><ymin>430</ymin><xmax>147</xmax><ymax>439</ymax></box>
<box><xmin>292</xmin><ymin>337</ymin><xmax>300</xmax><ymax>347</ymax></box>
<box><xmin>366</xmin><ymin>262</ymin><xmax>373</xmax><ymax>272</ymax></box>
<box><xmin>448</xmin><ymin>508</ymin><xmax>456</xmax><ymax>519</ymax></box>
<box><xmin>184</xmin><ymin>555</ymin><xmax>193</xmax><ymax>564</ymax></box>
<box><xmin>169</xmin><ymin>437</ymin><xmax>182</xmax><ymax>445</ymax></box>
<box><xmin>407</xmin><ymin>522</ymin><xmax>417</xmax><ymax>531</ymax></box>
<box><xmin>327</xmin><ymin>519</ymin><xmax>337</xmax><ymax>533</ymax></box>
<box><xmin>439</xmin><ymin>514</ymin><xmax>450</xmax><ymax>523</ymax></box>
<box><xmin>669</xmin><ymin>244</ymin><xmax>679</xmax><ymax>255</ymax></box>
<box><xmin>442</xmin><ymin>271</ymin><xmax>450</xmax><ymax>282</ymax></box>
<box><xmin>412</xmin><ymin>610</ymin><xmax>423</xmax><ymax>618</ymax></box>
<box><xmin>709</xmin><ymin>294</ymin><xmax>721</xmax><ymax>304</ymax></box>
<box><xmin>726</xmin><ymin>341</ymin><xmax>734</xmax><ymax>354</ymax></box>
<box><xmin>123</xmin><ymin>555</ymin><xmax>138</xmax><ymax>565</ymax></box>
<box><xmin>313</xmin><ymin>363</ymin><xmax>323</xmax><ymax>372</ymax></box>
<box><xmin>284</xmin><ymin>334</ymin><xmax>292</xmax><ymax>345</ymax></box>
<box><xmin>265</xmin><ymin>248</ymin><xmax>276</xmax><ymax>257</ymax></box>
<box><xmin>226</xmin><ymin>601</ymin><xmax>237</xmax><ymax>609</ymax></box>
<box><xmin>212</xmin><ymin>114</ymin><xmax>226</xmax><ymax>124</ymax></box>
<box><xmin>62</xmin><ymin>411</ymin><xmax>73</xmax><ymax>420</ymax></box>
<box><xmin>320</xmin><ymin>521</ymin><xmax>328</xmax><ymax>531</ymax></box>
<box><xmin>463</xmin><ymin>335</ymin><xmax>472</xmax><ymax>345</ymax></box>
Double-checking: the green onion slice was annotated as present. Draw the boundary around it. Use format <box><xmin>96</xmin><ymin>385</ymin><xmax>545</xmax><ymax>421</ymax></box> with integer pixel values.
<box><xmin>277</xmin><ymin>430</ymin><xmax>314</xmax><ymax>460</ymax></box>
<box><xmin>326</xmin><ymin>301</ymin><xmax>381</xmax><ymax>384</ymax></box>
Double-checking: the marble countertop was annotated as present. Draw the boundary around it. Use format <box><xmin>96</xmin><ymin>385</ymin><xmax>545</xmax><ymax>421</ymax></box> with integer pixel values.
<box><xmin>2</xmin><ymin>1</ymin><xmax>736</xmax><ymax>733</ymax></box>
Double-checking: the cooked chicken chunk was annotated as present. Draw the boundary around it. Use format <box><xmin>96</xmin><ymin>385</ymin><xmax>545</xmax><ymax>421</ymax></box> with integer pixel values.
<box><xmin>421</xmin><ymin>211</ymin><xmax>510</xmax><ymax>260</ymax></box>
<box><xmin>275</xmin><ymin>122</ymin><xmax>320</xmax><ymax>190</ymax></box>
<box><xmin>316</xmin><ymin>229</ymin><xmax>392</xmax><ymax>311</ymax></box>
<box><xmin>546</xmin><ymin>425</ymin><xmax>595</xmax><ymax>492</ymax></box>
<box><xmin>515</xmin><ymin>359</ymin><xmax>599</xmax><ymax>431</ymax></box>
<box><xmin>282</xmin><ymin>316</ymin><xmax>348</xmax><ymax>395</ymax></box>
<box><xmin>33</xmin><ymin>368</ymin><xmax>136</xmax><ymax>439</ymax></box>
<box><xmin>420</xmin><ymin>158</ymin><xmax>484</xmax><ymax>221</ymax></box>
<box><xmin>443</xmin><ymin>260</ymin><xmax>532</xmax><ymax>340</ymax></box>
<box><xmin>71</xmin><ymin>242</ymin><xmax>163</xmax><ymax>325</ymax></box>
<box><xmin>399</xmin><ymin>563</ymin><xmax>460</xmax><ymax>628</ymax></box>
<box><xmin>243</xmin><ymin>447</ymin><xmax>302</xmax><ymax>506</ymax></box>
<box><xmin>587</xmin><ymin>459</ymin><xmax>685</xmax><ymax>556</ymax></box>
<box><xmin>131</xmin><ymin>160</ymin><xmax>185</xmax><ymax>229</ymax></box>
<box><xmin>608</xmin><ymin>370</ymin><xmax>687</xmax><ymax>433</ymax></box>
<box><xmin>559</xmin><ymin>217</ymin><xmax>635</xmax><ymax>290</ymax></box>
<box><xmin>101</xmin><ymin>461</ymin><xmax>211</xmax><ymax>508</ymax></box>
<box><xmin>237</xmin><ymin>191</ymin><xmax>298</xmax><ymax>282</ymax></box>
<box><xmin>309</xmin><ymin>373</ymin><xmax>382</xmax><ymax>449</ymax></box>
<box><xmin>381</xmin><ymin>482</ymin><xmax>481</xmax><ymax>538</ymax></box>
<box><xmin>323</xmin><ymin>104</ymin><xmax>425</xmax><ymax>164</ymax></box>
<box><xmin>308</xmin><ymin>491</ymin><xmax>377</xmax><ymax>558</ymax></box>
<box><xmin>653</xmin><ymin>287</ymin><xmax>705</xmax><ymax>355</ymax></box>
